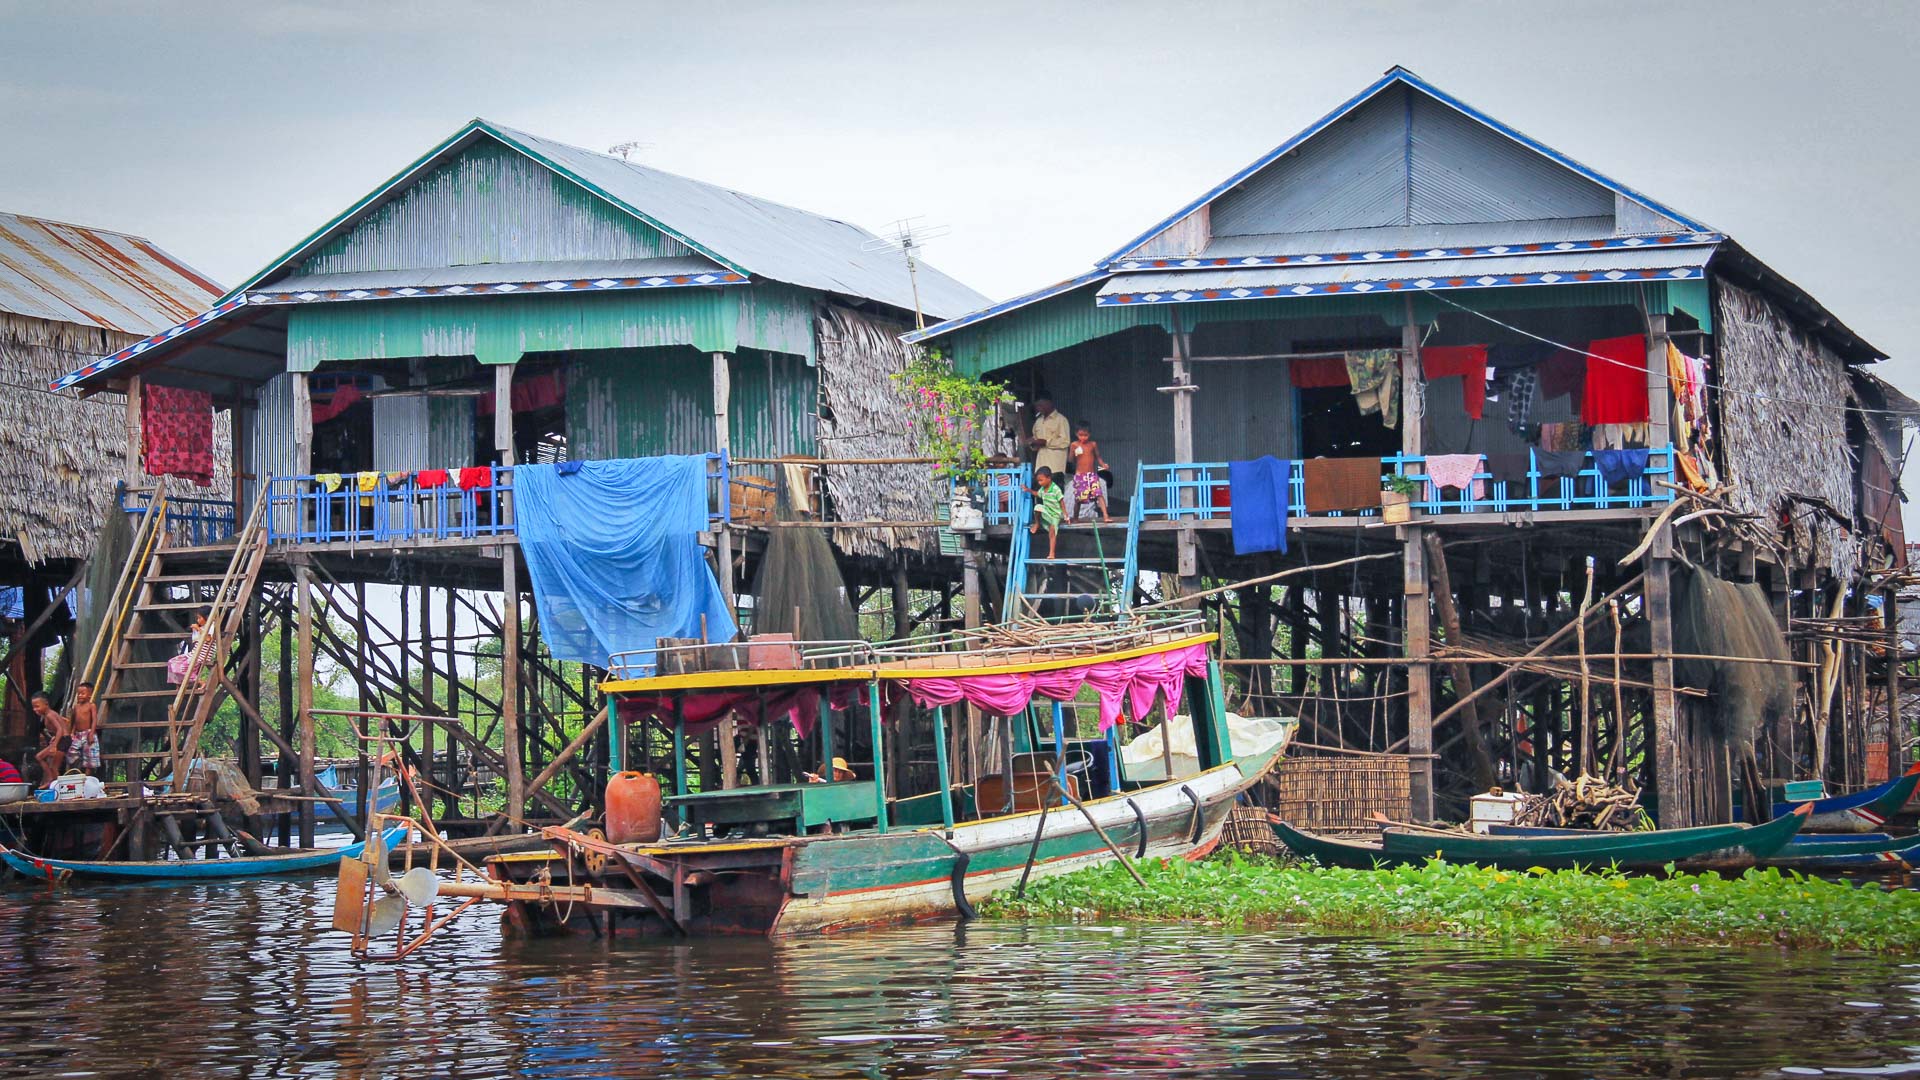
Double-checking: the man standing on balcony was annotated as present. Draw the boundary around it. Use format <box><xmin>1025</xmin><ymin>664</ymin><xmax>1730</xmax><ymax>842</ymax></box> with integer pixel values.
<box><xmin>1028</xmin><ymin>397</ymin><xmax>1071</xmax><ymax>481</ymax></box>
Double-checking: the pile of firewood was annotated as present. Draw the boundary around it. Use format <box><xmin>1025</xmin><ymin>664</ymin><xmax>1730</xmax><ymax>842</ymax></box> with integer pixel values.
<box><xmin>1512</xmin><ymin>775</ymin><xmax>1647</xmax><ymax>832</ymax></box>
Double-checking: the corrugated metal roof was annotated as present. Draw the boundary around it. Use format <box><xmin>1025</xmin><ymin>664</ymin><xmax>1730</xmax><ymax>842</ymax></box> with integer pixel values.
<box><xmin>0</xmin><ymin>211</ymin><xmax>223</xmax><ymax>334</ymax></box>
<box><xmin>1176</xmin><ymin>218</ymin><xmax>1622</xmax><ymax>260</ymax></box>
<box><xmin>485</xmin><ymin>124</ymin><xmax>988</xmax><ymax>319</ymax></box>
<box><xmin>254</xmin><ymin>257</ymin><xmax>729</xmax><ymax>295</ymax></box>
<box><xmin>1096</xmin><ymin>246</ymin><xmax>1715</xmax><ymax>304</ymax></box>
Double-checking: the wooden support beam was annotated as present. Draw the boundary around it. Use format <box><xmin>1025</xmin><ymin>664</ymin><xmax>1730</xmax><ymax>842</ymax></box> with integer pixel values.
<box><xmin>294</xmin><ymin>565</ymin><xmax>316</xmax><ymax>849</ymax></box>
<box><xmin>1425</xmin><ymin>531</ymin><xmax>1496</xmax><ymax>791</ymax></box>
<box><xmin>1646</xmin><ymin>530</ymin><xmax>1685</xmax><ymax>827</ymax></box>
<box><xmin>1401</xmin><ymin>294</ymin><xmax>1433</xmax><ymax>818</ymax></box>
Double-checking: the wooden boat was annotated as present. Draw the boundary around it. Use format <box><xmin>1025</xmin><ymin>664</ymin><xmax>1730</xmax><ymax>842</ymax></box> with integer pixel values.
<box><xmin>1491</xmin><ymin>821</ymin><xmax>1918</xmax><ymax>871</ymax></box>
<box><xmin>315</xmin><ymin>766</ymin><xmax>402</xmax><ymax>822</ymax></box>
<box><xmin>1377</xmin><ymin>805</ymin><xmax>1808</xmax><ymax>870</ymax></box>
<box><xmin>4</xmin><ymin>825</ymin><xmax>409</xmax><ymax>882</ymax></box>
<box><xmin>369</xmin><ymin>615</ymin><xmax>1290</xmax><ymax>939</ymax></box>
<box><xmin>1755</xmin><ymin>761</ymin><xmax>1920</xmax><ymax>833</ymax></box>
<box><xmin>1268</xmin><ymin>818</ymin><xmax>1402</xmax><ymax>869</ymax></box>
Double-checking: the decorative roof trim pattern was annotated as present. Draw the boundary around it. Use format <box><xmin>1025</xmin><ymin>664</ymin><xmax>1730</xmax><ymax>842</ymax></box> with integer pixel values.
<box><xmin>48</xmin><ymin>296</ymin><xmax>251</xmax><ymax>391</ymax></box>
<box><xmin>245</xmin><ymin>270</ymin><xmax>747</xmax><ymax>306</ymax></box>
<box><xmin>900</xmin><ymin>270</ymin><xmax>1109</xmax><ymax>344</ymax></box>
<box><xmin>1097</xmin><ymin>265</ymin><xmax>1705</xmax><ymax>307</ymax></box>
<box><xmin>1096</xmin><ymin>67</ymin><xmax>1711</xmax><ymax>268</ymax></box>
<box><xmin>1111</xmin><ymin>232</ymin><xmax>1721</xmax><ymax>273</ymax></box>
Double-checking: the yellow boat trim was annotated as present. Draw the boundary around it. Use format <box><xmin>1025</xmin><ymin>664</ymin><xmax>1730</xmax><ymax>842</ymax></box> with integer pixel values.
<box><xmin>600</xmin><ymin>633</ymin><xmax>1219</xmax><ymax>694</ymax></box>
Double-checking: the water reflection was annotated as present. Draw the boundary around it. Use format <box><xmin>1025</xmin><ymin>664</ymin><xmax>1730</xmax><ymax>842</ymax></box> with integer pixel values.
<box><xmin>1</xmin><ymin>876</ymin><xmax>1916</xmax><ymax>1077</ymax></box>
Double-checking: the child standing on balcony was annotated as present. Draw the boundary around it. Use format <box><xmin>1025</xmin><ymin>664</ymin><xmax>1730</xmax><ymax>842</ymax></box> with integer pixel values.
<box><xmin>1068</xmin><ymin>424</ymin><xmax>1111</xmax><ymax>523</ymax></box>
<box><xmin>1028</xmin><ymin>467</ymin><xmax>1063</xmax><ymax>559</ymax></box>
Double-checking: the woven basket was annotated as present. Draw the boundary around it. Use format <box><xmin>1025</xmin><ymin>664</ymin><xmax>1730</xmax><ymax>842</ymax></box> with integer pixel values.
<box><xmin>1267</xmin><ymin>755</ymin><xmax>1412</xmax><ymax>833</ymax></box>
<box><xmin>1222</xmin><ymin>803</ymin><xmax>1281</xmax><ymax>856</ymax></box>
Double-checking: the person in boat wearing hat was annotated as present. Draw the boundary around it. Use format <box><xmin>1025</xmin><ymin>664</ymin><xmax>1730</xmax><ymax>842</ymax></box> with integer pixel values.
<box><xmin>802</xmin><ymin>757</ymin><xmax>857</xmax><ymax>784</ymax></box>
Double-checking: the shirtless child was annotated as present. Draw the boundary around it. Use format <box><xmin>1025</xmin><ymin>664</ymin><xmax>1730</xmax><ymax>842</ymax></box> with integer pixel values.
<box><xmin>66</xmin><ymin>682</ymin><xmax>101</xmax><ymax>776</ymax></box>
<box><xmin>1067</xmin><ymin>424</ymin><xmax>1111</xmax><ymax>522</ymax></box>
<box><xmin>31</xmin><ymin>693</ymin><xmax>69</xmax><ymax>787</ymax></box>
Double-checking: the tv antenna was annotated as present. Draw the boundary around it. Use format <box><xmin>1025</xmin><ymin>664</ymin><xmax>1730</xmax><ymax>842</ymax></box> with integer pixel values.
<box><xmin>862</xmin><ymin>217</ymin><xmax>949</xmax><ymax>331</ymax></box>
<box><xmin>608</xmin><ymin>140</ymin><xmax>654</xmax><ymax>162</ymax></box>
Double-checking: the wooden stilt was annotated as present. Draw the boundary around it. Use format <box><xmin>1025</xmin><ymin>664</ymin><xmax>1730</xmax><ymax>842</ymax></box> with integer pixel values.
<box><xmin>295</xmin><ymin>564</ymin><xmax>316</xmax><ymax>849</ymax></box>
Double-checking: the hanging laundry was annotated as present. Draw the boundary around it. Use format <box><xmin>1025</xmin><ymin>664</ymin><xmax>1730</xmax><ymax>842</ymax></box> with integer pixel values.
<box><xmin>1594</xmin><ymin>448</ymin><xmax>1650</xmax><ymax>485</ymax></box>
<box><xmin>385</xmin><ymin>471</ymin><xmax>409</xmax><ymax>485</ymax></box>
<box><xmin>457</xmin><ymin>466</ymin><xmax>494</xmax><ymax>490</ymax></box>
<box><xmin>1344</xmin><ymin>350</ymin><xmax>1400</xmax><ymax>429</ymax></box>
<box><xmin>1302</xmin><ymin>457</ymin><xmax>1383</xmax><ymax>515</ymax></box>
<box><xmin>1537</xmin><ymin>422</ymin><xmax>1584</xmax><ymax>453</ymax></box>
<box><xmin>415</xmin><ymin>469</ymin><xmax>450</xmax><ymax>489</ymax></box>
<box><xmin>313</xmin><ymin>473</ymin><xmax>344</xmax><ymax>493</ymax></box>
<box><xmin>1423</xmin><ymin>454</ymin><xmax>1486</xmax><ymax>500</ymax></box>
<box><xmin>311</xmin><ymin>383</ymin><xmax>364</xmax><ymax>424</ymax></box>
<box><xmin>1227</xmin><ymin>456</ymin><xmax>1291</xmax><ymax>555</ymax></box>
<box><xmin>1591</xmin><ymin>423</ymin><xmax>1649</xmax><ymax>451</ymax></box>
<box><xmin>356</xmin><ymin>471</ymin><xmax>382</xmax><ymax>508</ymax></box>
<box><xmin>1500</xmin><ymin>367</ymin><xmax>1538</xmax><ymax>436</ymax></box>
<box><xmin>1420</xmin><ymin>346</ymin><xmax>1488</xmax><ymax>420</ymax></box>
<box><xmin>1290</xmin><ymin>356</ymin><xmax>1351</xmax><ymax>389</ymax></box>
<box><xmin>1537</xmin><ymin>348</ymin><xmax>1586</xmax><ymax>402</ymax></box>
<box><xmin>141</xmin><ymin>383</ymin><xmax>214</xmax><ymax>486</ymax></box>
<box><xmin>1581</xmin><ymin>334</ymin><xmax>1649</xmax><ymax>424</ymax></box>
<box><xmin>1676</xmin><ymin>450</ymin><xmax>1710</xmax><ymax>492</ymax></box>
<box><xmin>1535</xmin><ymin>449</ymin><xmax>1588</xmax><ymax>480</ymax></box>
<box><xmin>1485</xmin><ymin>452</ymin><xmax>1534</xmax><ymax>486</ymax></box>
<box><xmin>477</xmin><ymin>370</ymin><xmax>567</xmax><ymax>416</ymax></box>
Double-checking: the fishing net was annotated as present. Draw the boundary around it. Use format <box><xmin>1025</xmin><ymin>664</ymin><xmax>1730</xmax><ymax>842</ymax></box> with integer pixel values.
<box><xmin>1670</xmin><ymin>563</ymin><xmax>1791</xmax><ymax>751</ymax></box>
<box><xmin>749</xmin><ymin>488</ymin><xmax>859</xmax><ymax>643</ymax></box>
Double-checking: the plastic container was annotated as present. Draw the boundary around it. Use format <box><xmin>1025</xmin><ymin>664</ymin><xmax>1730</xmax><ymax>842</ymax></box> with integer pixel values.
<box><xmin>0</xmin><ymin>782</ymin><xmax>30</xmax><ymax>803</ymax></box>
<box><xmin>1469</xmin><ymin>790</ymin><xmax>1525</xmax><ymax>834</ymax></box>
<box><xmin>606</xmin><ymin>771</ymin><xmax>663</xmax><ymax>844</ymax></box>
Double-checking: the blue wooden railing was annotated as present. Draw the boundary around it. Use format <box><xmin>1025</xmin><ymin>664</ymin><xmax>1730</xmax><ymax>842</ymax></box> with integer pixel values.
<box><xmin>120</xmin><ymin>489</ymin><xmax>238</xmax><ymax>547</ymax></box>
<box><xmin>1134</xmin><ymin>449</ymin><xmax>1677</xmax><ymax>522</ymax></box>
<box><xmin>261</xmin><ymin>454</ymin><xmax>732</xmax><ymax>545</ymax></box>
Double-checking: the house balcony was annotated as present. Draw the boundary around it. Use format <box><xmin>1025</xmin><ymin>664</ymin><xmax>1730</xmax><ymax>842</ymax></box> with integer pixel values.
<box><xmin>977</xmin><ymin>449</ymin><xmax>1677</xmax><ymax>533</ymax></box>
<box><xmin>258</xmin><ymin>454</ymin><xmax>732</xmax><ymax>550</ymax></box>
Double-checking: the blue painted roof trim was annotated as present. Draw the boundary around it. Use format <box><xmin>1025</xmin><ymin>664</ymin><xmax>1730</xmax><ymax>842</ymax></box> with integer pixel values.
<box><xmin>1095</xmin><ymin>67</ymin><xmax>1710</xmax><ymax>268</ymax></box>
<box><xmin>901</xmin><ymin>270</ymin><xmax>1109</xmax><ymax>344</ymax></box>
<box><xmin>48</xmin><ymin>295</ymin><xmax>252</xmax><ymax>391</ymax></box>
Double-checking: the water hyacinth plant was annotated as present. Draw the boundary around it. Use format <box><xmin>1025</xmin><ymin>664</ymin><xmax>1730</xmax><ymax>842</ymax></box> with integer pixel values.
<box><xmin>894</xmin><ymin>354</ymin><xmax>1014</xmax><ymax>486</ymax></box>
<box><xmin>983</xmin><ymin>852</ymin><xmax>1920</xmax><ymax>953</ymax></box>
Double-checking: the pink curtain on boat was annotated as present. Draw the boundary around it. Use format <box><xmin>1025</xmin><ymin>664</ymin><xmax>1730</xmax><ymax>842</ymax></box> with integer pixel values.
<box><xmin>618</xmin><ymin>684</ymin><xmax>868</xmax><ymax>737</ymax></box>
<box><xmin>900</xmin><ymin>642</ymin><xmax>1211</xmax><ymax>731</ymax></box>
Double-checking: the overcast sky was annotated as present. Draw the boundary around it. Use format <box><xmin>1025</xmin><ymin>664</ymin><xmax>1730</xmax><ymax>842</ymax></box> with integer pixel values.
<box><xmin>3</xmin><ymin>0</ymin><xmax>1916</xmax><ymax>397</ymax></box>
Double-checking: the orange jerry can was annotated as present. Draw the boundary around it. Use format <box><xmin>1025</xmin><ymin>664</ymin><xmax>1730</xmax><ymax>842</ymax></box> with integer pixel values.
<box><xmin>606</xmin><ymin>771</ymin><xmax>663</xmax><ymax>844</ymax></box>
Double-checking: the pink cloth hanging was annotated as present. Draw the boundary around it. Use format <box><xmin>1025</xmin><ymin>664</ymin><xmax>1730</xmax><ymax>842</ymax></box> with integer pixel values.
<box><xmin>900</xmin><ymin>642</ymin><xmax>1212</xmax><ymax>732</ymax></box>
<box><xmin>1423</xmin><ymin>454</ymin><xmax>1485</xmax><ymax>500</ymax></box>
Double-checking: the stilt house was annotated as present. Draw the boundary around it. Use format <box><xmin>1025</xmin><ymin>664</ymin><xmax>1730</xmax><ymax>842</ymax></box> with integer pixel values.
<box><xmin>909</xmin><ymin>67</ymin><xmax>1910</xmax><ymax>827</ymax></box>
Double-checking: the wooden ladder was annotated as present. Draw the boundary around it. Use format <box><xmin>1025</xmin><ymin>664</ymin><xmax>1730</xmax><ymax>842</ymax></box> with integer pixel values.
<box><xmin>94</xmin><ymin>492</ymin><xmax>271</xmax><ymax>787</ymax></box>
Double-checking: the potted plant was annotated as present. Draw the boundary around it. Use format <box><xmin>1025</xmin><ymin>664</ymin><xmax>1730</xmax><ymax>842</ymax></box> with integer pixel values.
<box><xmin>894</xmin><ymin>355</ymin><xmax>1013</xmax><ymax>533</ymax></box>
<box><xmin>1381</xmin><ymin>474</ymin><xmax>1419</xmax><ymax>524</ymax></box>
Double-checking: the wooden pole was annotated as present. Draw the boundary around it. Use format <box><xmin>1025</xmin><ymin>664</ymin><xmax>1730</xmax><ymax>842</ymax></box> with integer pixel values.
<box><xmin>294</xmin><ymin>565</ymin><xmax>316</xmax><ymax>849</ymax></box>
<box><xmin>1575</xmin><ymin>559</ymin><xmax>1595</xmax><ymax>775</ymax></box>
<box><xmin>125</xmin><ymin>374</ymin><xmax>144</xmax><ymax>482</ymax></box>
<box><xmin>1168</xmin><ymin>311</ymin><xmax>1198</xmax><ymax>582</ymax></box>
<box><xmin>501</xmin><ymin>554</ymin><xmax>525</xmax><ymax>823</ymax></box>
<box><xmin>1888</xmin><ymin>589</ymin><xmax>1905</xmax><ymax>780</ymax></box>
<box><xmin>1400</xmin><ymin>296</ymin><xmax>1433</xmax><ymax>818</ymax></box>
<box><xmin>1647</xmin><ymin>533</ymin><xmax>1685</xmax><ymax>827</ymax></box>
<box><xmin>1423</xmin><ymin>531</ymin><xmax>1495</xmax><ymax>791</ymax></box>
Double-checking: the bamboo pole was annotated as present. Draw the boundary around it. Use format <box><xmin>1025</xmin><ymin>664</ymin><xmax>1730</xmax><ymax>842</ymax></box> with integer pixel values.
<box><xmin>1130</xmin><ymin>552</ymin><xmax>1400</xmax><ymax>615</ymax></box>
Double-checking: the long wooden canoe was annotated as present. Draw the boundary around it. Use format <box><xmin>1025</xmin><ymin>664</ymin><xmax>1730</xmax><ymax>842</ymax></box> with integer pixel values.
<box><xmin>1379</xmin><ymin>805</ymin><xmax>1809</xmax><ymax>870</ymax></box>
<box><xmin>1494</xmin><ymin>824</ymin><xmax>1919</xmax><ymax>861</ymax></box>
<box><xmin>2</xmin><ymin>826</ymin><xmax>409</xmax><ymax>882</ymax></box>
<box><xmin>1268</xmin><ymin>818</ymin><xmax>1402</xmax><ymax>869</ymax></box>
<box><xmin>1762</xmin><ymin>762</ymin><xmax>1920</xmax><ymax>833</ymax></box>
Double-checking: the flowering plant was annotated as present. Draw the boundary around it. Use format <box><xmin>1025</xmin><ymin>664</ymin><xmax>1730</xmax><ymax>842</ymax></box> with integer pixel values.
<box><xmin>893</xmin><ymin>355</ymin><xmax>1013</xmax><ymax>486</ymax></box>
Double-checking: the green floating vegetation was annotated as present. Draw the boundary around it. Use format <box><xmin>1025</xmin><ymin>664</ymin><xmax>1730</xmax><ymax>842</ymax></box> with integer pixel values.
<box><xmin>983</xmin><ymin>852</ymin><xmax>1920</xmax><ymax>952</ymax></box>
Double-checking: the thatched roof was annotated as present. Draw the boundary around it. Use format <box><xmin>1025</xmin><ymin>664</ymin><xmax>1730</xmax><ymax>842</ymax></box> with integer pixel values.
<box><xmin>0</xmin><ymin>312</ymin><xmax>232</xmax><ymax>566</ymax></box>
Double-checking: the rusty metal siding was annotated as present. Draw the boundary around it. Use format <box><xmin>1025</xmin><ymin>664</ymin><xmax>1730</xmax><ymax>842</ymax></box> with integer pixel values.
<box><xmin>296</xmin><ymin>140</ymin><xmax>694</xmax><ymax>275</ymax></box>
<box><xmin>0</xmin><ymin>211</ymin><xmax>222</xmax><ymax>334</ymax></box>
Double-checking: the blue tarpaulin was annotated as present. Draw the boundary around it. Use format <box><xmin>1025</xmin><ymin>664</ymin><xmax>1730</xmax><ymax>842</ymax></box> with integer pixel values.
<box><xmin>1228</xmin><ymin>456</ymin><xmax>1291</xmax><ymax>555</ymax></box>
<box><xmin>514</xmin><ymin>456</ymin><xmax>736</xmax><ymax>667</ymax></box>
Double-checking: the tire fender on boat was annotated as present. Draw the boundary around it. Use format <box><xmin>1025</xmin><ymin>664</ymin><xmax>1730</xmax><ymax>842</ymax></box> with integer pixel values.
<box><xmin>950</xmin><ymin>850</ymin><xmax>978</xmax><ymax>921</ymax></box>
<box><xmin>1125</xmin><ymin>798</ymin><xmax>1149</xmax><ymax>858</ymax></box>
<box><xmin>1180</xmin><ymin>786</ymin><xmax>1204</xmax><ymax>844</ymax></box>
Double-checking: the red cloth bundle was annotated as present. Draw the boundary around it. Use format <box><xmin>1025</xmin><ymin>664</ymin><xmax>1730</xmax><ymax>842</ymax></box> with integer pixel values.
<box><xmin>1581</xmin><ymin>335</ymin><xmax>1649</xmax><ymax>424</ymax></box>
<box><xmin>1421</xmin><ymin>345</ymin><xmax>1489</xmax><ymax>420</ymax></box>
<box><xmin>142</xmin><ymin>383</ymin><xmax>214</xmax><ymax>486</ymax></box>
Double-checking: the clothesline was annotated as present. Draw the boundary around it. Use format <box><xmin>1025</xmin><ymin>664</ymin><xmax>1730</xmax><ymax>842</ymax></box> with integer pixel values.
<box><xmin>1426</xmin><ymin>290</ymin><xmax>1907</xmax><ymax>421</ymax></box>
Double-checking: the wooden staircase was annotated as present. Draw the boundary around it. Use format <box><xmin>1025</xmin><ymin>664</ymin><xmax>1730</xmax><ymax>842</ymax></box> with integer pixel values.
<box><xmin>86</xmin><ymin>493</ymin><xmax>271</xmax><ymax>786</ymax></box>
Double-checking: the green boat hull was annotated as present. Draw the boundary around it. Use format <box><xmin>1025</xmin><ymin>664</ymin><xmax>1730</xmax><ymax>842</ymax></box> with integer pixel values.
<box><xmin>1381</xmin><ymin>807</ymin><xmax>1808</xmax><ymax>870</ymax></box>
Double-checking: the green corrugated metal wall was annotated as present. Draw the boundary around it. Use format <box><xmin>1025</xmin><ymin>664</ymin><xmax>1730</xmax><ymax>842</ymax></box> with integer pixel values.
<box><xmin>565</xmin><ymin>346</ymin><xmax>817</xmax><ymax>461</ymax></box>
<box><xmin>285</xmin><ymin>285</ymin><xmax>815</xmax><ymax>370</ymax></box>
<box><xmin>297</xmin><ymin>138</ymin><xmax>692</xmax><ymax>274</ymax></box>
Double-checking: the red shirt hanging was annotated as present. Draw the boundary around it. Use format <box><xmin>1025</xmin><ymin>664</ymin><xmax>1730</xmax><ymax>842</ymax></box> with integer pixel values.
<box><xmin>1420</xmin><ymin>346</ymin><xmax>1490</xmax><ymax>420</ymax></box>
<box><xmin>142</xmin><ymin>383</ymin><xmax>214</xmax><ymax>487</ymax></box>
<box><xmin>1581</xmin><ymin>335</ymin><xmax>1649</xmax><ymax>425</ymax></box>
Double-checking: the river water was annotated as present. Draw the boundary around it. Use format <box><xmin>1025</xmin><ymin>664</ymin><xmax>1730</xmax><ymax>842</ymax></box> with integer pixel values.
<box><xmin>2</xmin><ymin>877</ymin><xmax>1918</xmax><ymax>1078</ymax></box>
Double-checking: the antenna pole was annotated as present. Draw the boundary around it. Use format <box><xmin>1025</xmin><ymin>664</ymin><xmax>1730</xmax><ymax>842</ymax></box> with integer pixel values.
<box><xmin>904</xmin><ymin>237</ymin><xmax>925</xmax><ymax>331</ymax></box>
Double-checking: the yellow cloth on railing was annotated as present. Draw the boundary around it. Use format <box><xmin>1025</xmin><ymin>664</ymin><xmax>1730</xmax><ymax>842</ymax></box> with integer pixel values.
<box><xmin>357</xmin><ymin>471</ymin><xmax>381</xmax><ymax>507</ymax></box>
<box><xmin>313</xmin><ymin>473</ymin><xmax>343</xmax><ymax>493</ymax></box>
